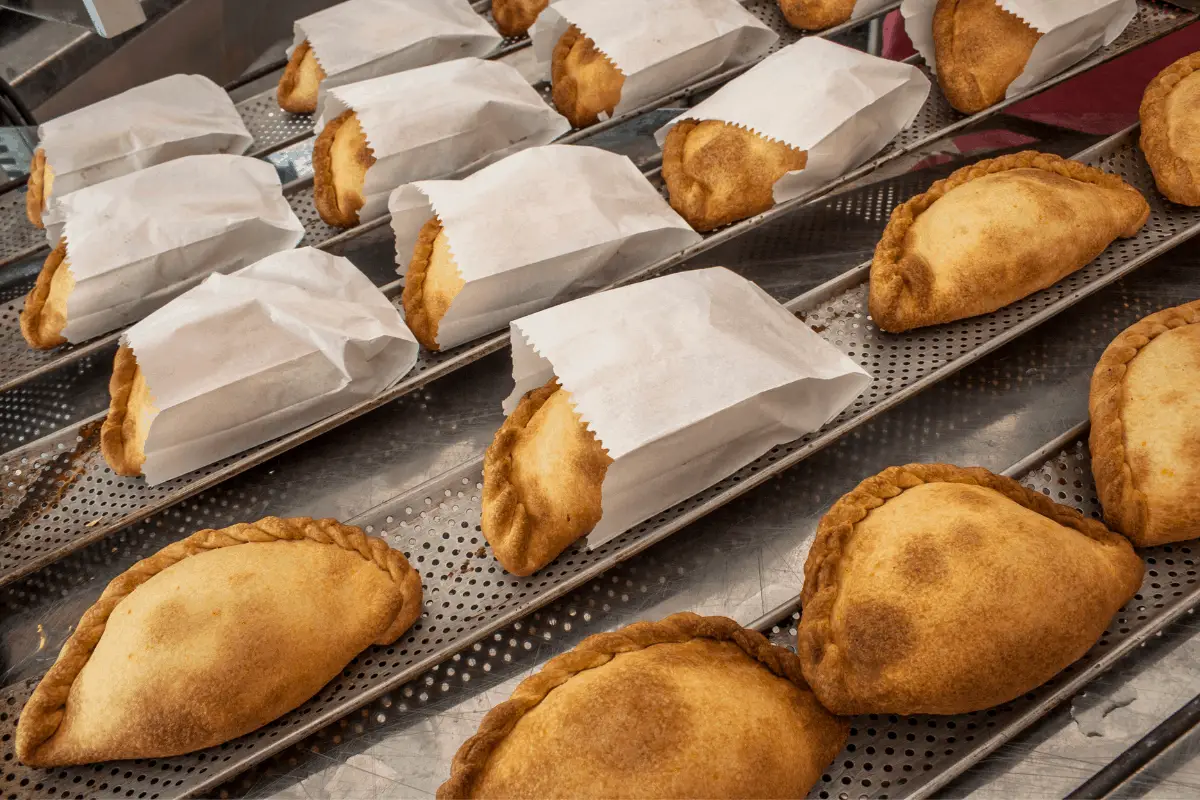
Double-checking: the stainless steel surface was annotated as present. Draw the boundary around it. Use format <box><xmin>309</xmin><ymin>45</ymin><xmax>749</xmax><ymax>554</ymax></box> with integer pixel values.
<box><xmin>0</xmin><ymin>0</ymin><xmax>146</xmax><ymax>37</ymax></box>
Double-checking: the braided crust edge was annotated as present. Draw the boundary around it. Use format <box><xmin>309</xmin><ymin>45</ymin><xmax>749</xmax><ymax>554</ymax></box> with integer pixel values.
<box><xmin>26</xmin><ymin>148</ymin><xmax>47</xmax><ymax>228</ymax></box>
<box><xmin>437</xmin><ymin>611</ymin><xmax>826</xmax><ymax>799</ymax></box>
<box><xmin>1139</xmin><ymin>52</ymin><xmax>1200</xmax><ymax>206</ymax></box>
<box><xmin>15</xmin><ymin>515</ymin><xmax>423</xmax><ymax>765</ymax></box>
<box><xmin>868</xmin><ymin>151</ymin><xmax>1146</xmax><ymax>333</ymax></box>
<box><xmin>777</xmin><ymin>0</ymin><xmax>855</xmax><ymax>31</ymax></box>
<box><xmin>797</xmin><ymin>464</ymin><xmax>1132</xmax><ymax>691</ymax></box>
<box><xmin>401</xmin><ymin>216</ymin><xmax>447</xmax><ymax>351</ymax></box>
<box><xmin>1088</xmin><ymin>300</ymin><xmax>1200</xmax><ymax>546</ymax></box>
<box><xmin>313</xmin><ymin>109</ymin><xmax>376</xmax><ymax>228</ymax></box>
<box><xmin>492</xmin><ymin>0</ymin><xmax>549</xmax><ymax>37</ymax></box>
<box><xmin>99</xmin><ymin>343</ymin><xmax>143</xmax><ymax>477</ymax></box>
<box><xmin>19</xmin><ymin>237</ymin><xmax>69</xmax><ymax>350</ymax></box>
<box><xmin>277</xmin><ymin>39</ymin><xmax>326</xmax><ymax>115</ymax></box>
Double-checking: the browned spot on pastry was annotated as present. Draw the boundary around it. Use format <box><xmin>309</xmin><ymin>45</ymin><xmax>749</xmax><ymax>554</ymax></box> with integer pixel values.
<box><xmin>897</xmin><ymin>536</ymin><xmax>948</xmax><ymax>585</ymax></box>
<box><xmin>1161</xmin><ymin>389</ymin><xmax>1188</xmax><ymax>406</ymax></box>
<box><xmin>313</xmin><ymin>110</ymin><xmax>376</xmax><ymax>228</ymax></box>
<box><xmin>841</xmin><ymin>600</ymin><xmax>914</xmax><ymax>669</ymax></box>
<box><xmin>933</xmin><ymin>0</ymin><xmax>1042</xmax><ymax>114</ymax></box>
<box><xmin>277</xmin><ymin>39</ymin><xmax>326</xmax><ymax>114</ymax></box>
<box><xmin>950</xmin><ymin>521</ymin><xmax>986</xmax><ymax>550</ymax></box>
<box><xmin>551</xmin><ymin>26</ymin><xmax>625</xmax><ymax>129</ymax></box>
<box><xmin>492</xmin><ymin>0</ymin><xmax>549</xmax><ymax>37</ymax></box>
<box><xmin>777</xmin><ymin>0</ymin><xmax>856</xmax><ymax>30</ymax></box>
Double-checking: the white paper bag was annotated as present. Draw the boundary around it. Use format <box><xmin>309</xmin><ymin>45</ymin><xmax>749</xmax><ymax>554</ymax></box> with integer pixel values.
<box><xmin>127</xmin><ymin>247</ymin><xmax>419</xmax><ymax>485</ymax></box>
<box><xmin>388</xmin><ymin>144</ymin><xmax>701</xmax><ymax>349</ymax></box>
<box><xmin>530</xmin><ymin>0</ymin><xmax>779</xmax><ymax>116</ymax></box>
<box><xmin>50</xmin><ymin>154</ymin><xmax>304</xmax><ymax>344</ymax></box>
<box><xmin>292</xmin><ymin>0</ymin><xmax>503</xmax><ymax>106</ymax></box>
<box><xmin>655</xmin><ymin>38</ymin><xmax>930</xmax><ymax>203</ymax></box>
<box><xmin>901</xmin><ymin>0</ymin><xmax>1136</xmax><ymax>98</ymax></box>
<box><xmin>504</xmin><ymin>267</ymin><xmax>870</xmax><ymax>546</ymax></box>
<box><xmin>38</xmin><ymin>74</ymin><xmax>252</xmax><ymax>216</ymax></box>
<box><xmin>317</xmin><ymin>58</ymin><xmax>571</xmax><ymax>222</ymax></box>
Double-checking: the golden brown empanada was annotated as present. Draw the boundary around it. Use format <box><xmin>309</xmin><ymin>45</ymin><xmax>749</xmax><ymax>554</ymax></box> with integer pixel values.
<box><xmin>100</xmin><ymin>344</ymin><xmax>159</xmax><ymax>478</ymax></box>
<box><xmin>277</xmin><ymin>39</ymin><xmax>328</xmax><ymax>114</ymax></box>
<box><xmin>19</xmin><ymin>238</ymin><xmax>74</xmax><ymax>349</ymax></box>
<box><xmin>777</xmin><ymin>0</ymin><xmax>855</xmax><ymax>30</ymax></box>
<box><xmin>16</xmin><ymin>516</ymin><xmax>422</xmax><ymax>766</ymax></box>
<box><xmin>869</xmin><ymin>152</ymin><xmax>1149</xmax><ymax>333</ymax></box>
<box><xmin>482</xmin><ymin>378</ymin><xmax>611</xmax><ymax>576</ymax></box>
<box><xmin>1140</xmin><ymin>52</ymin><xmax>1200</xmax><ymax>206</ymax></box>
<box><xmin>402</xmin><ymin>216</ymin><xmax>466</xmax><ymax>351</ymax></box>
<box><xmin>492</xmin><ymin>0</ymin><xmax>549</xmax><ymax>37</ymax></box>
<box><xmin>798</xmin><ymin>464</ymin><xmax>1143</xmax><ymax>716</ymax></box>
<box><xmin>439</xmin><ymin>612</ymin><xmax>848</xmax><ymax>799</ymax></box>
<box><xmin>933</xmin><ymin>0</ymin><xmax>1042</xmax><ymax>114</ymax></box>
<box><xmin>26</xmin><ymin>148</ymin><xmax>55</xmax><ymax>228</ymax></box>
<box><xmin>313</xmin><ymin>109</ymin><xmax>377</xmax><ymax>228</ymax></box>
<box><xmin>662</xmin><ymin>119</ymin><xmax>808</xmax><ymax>232</ymax></box>
<box><xmin>551</xmin><ymin>26</ymin><xmax>625</xmax><ymax>129</ymax></box>
<box><xmin>1090</xmin><ymin>300</ymin><xmax>1200</xmax><ymax>546</ymax></box>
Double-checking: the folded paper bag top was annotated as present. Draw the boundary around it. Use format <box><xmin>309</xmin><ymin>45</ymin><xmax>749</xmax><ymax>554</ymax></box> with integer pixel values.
<box><xmin>315</xmin><ymin>58</ymin><xmax>571</xmax><ymax>225</ymax></box>
<box><xmin>103</xmin><ymin>247</ymin><xmax>419</xmax><ymax>485</ymax></box>
<box><xmin>281</xmin><ymin>0</ymin><xmax>503</xmax><ymax>113</ymax></box>
<box><xmin>32</xmin><ymin>74</ymin><xmax>253</xmax><ymax>226</ymax></box>
<box><xmin>503</xmin><ymin>266</ymin><xmax>871</xmax><ymax>549</ymax></box>
<box><xmin>388</xmin><ymin>144</ymin><xmax>701</xmax><ymax>350</ymax></box>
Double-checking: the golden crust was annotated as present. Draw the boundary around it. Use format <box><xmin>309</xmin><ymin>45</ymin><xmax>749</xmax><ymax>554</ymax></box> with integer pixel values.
<box><xmin>401</xmin><ymin>217</ymin><xmax>466</xmax><ymax>351</ymax></box>
<box><xmin>100</xmin><ymin>344</ymin><xmax>155</xmax><ymax>477</ymax></box>
<box><xmin>868</xmin><ymin>151</ymin><xmax>1149</xmax><ymax>333</ymax></box>
<box><xmin>933</xmin><ymin>0</ymin><xmax>1042</xmax><ymax>114</ymax></box>
<box><xmin>1089</xmin><ymin>300</ymin><xmax>1200</xmax><ymax>546</ymax></box>
<box><xmin>26</xmin><ymin>148</ymin><xmax>48</xmax><ymax>228</ymax></box>
<box><xmin>777</xmin><ymin>0</ymin><xmax>855</xmax><ymax>30</ymax></box>
<box><xmin>16</xmin><ymin>515</ymin><xmax>423</xmax><ymax>766</ymax></box>
<box><xmin>19</xmin><ymin>238</ymin><xmax>72</xmax><ymax>350</ymax></box>
<box><xmin>481</xmin><ymin>379</ymin><xmax>612</xmax><ymax>576</ymax></box>
<box><xmin>438</xmin><ymin>612</ymin><xmax>848</xmax><ymax>799</ymax></box>
<box><xmin>492</xmin><ymin>0</ymin><xmax>549</xmax><ymax>37</ymax></box>
<box><xmin>277</xmin><ymin>39</ymin><xmax>327</xmax><ymax>114</ymax></box>
<box><xmin>662</xmin><ymin>119</ymin><xmax>808</xmax><ymax>232</ymax></box>
<box><xmin>551</xmin><ymin>26</ymin><xmax>625</xmax><ymax>129</ymax></box>
<box><xmin>1139</xmin><ymin>51</ymin><xmax>1200</xmax><ymax>206</ymax></box>
<box><xmin>313</xmin><ymin>109</ymin><xmax>377</xmax><ymax>228</ymax></box>
<box><xmin>797</xmin><ymin>464</ymin><xmax>1143</xmax><ymax>715</ymax></box>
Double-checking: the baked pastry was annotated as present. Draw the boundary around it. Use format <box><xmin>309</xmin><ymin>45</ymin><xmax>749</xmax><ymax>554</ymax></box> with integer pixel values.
<box><xmin>19</xmin><ymin>238</ymin><xmax>74</xmax><ymax>349</ymax></box>
<box><xmin>439</xmin><ymin>612</ymin><xmax>848</xmax><ymax>798</ymax></box>
<box><xmin>933</xmin><ymin>0</ymin><xmax>1043</xmax><ymax>114</ymax></box>
<box><xmin>777</xmin><ymin>0</ymin><xmax>855</xmax><ymax>30</ymax></box>
<box><xmin>277</xmin><ymin>39</ymin><xmax>328</xmax><ymax>114</ymax></box>
<box><xmin>1090</xmin><ymin>300</ymin><xmax>1200</xmax><ymax>546</ymax></box>
<box><xmin>662</xmin><ymin>119</ymin><xmax>808</xmax><ymax>231</ymax></box>
<box><xmin>402</xmin><ymin>216</ymin><xmax>466</xmax><ymax>350</ymax></box>
<box><xmin>798</xmin><ymin>464</ymin><xmax>1143</xmax><ymax>716</ymax></box>
<box><xmin>492</xmin><ymin>0</ymin><xmax>549</xmax><ymax>37</ymax></box>
<box><xmin>25</xmin><ymin>148</ymin><xmax>55</xmax><ymax>228</ymax></box>
<box><xmin>482</xmin><ymin>378</ymin><xmax>612</xmax><ymax>575</ymax></box>
<box><xmin>869</xmin><ymin>152</ymin><xmax>1149</xmax><ymax>333</ymax></box>
<box><xmin>16</xmin><ymin>516</ymin><xmax>423</xmax><ymax>766</ymax></box>
<box><xmin>1140</xmin><ymin>52</ymin><xmax>1200</xmax><ymax>206</ymax></box>
<box><xmin>100</xmin><ymin>344</ymin><xmax>159</xmax><ymax>478</ymax></box>
<box><xmin>551</xmin><ymin>26</ymin><xmax>625</xmax><ymax>128</ymax></box>
<box><xmin>313</xmin><ymin>109</ymin><xmax>377</xmax><ymax>227</ymax></box>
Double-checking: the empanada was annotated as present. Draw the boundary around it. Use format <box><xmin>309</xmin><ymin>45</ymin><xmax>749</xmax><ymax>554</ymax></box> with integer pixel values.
<box><xmin>798</xmin><ymin>464</ymin><xmax>1143</xmax><ymax>716</ymax></box>
<box><xmin>777</xmin><ymin>0</ymin><xmax>855</xmax><ymax>31</ymax></box>
<box><xmin>402</xmin><ymin>216</ymin><xmax>466</xmax><ymax>351</ymax></box>
<box><xmin>662</xmin><ymin>119</ymin><xmax>808</xmax><ymax>232</ymax></box>
<box><xmin>1090</xmin><ymin>300</ymin><xmax>1200</xmax><ymax>546</ymax></box>
<box><xmin>16</xmin><ymin>515</ymin><xmax>423</xmax><ymax>766</ymax></box>
<box><xmin>100</xmin><ymin>344</ymin><xmax>159</xmax><ymax>478</ymax></box>
<box><xmin>492</xmin><ymin>0</ymin><xmax>549</xmax><ymax>37</ymax></box>
<box><xmin>19</xmin><ymin>238</ymin><xmax>74</xmax><ymax>349</ymax></box>
<box><xmin>1140</xmin><ymin>52</ymin><xmax>1200</xmax><ymax>206</ymax></box>
<box><xmin>277</xmin><ymin>39</ymin><xmax>328</xmax><ymax>114</ymax></box>
<box><xmin>25</xmin><ymin>148</ymin><xmax>55</xmax><ymax>228</ymax></box>
<box><xmin>482</xmin><ymin>378</ymin><xmax>611</xmax><ymax>576</ymax></box>
<box><xmin>933</xmin><ymin>0</ymin><xmax>1042</xmax><ymax>114</ymax></box>
<box><xmin>869</xmin><ymin>152</ymin><xmax>1149</xmax><ymax>333</ymax></box>
<box><xmin>313</xmin><ymin>109</ymin><xmax>378</xmax><ymax>228</ymax></box>
<box><xmin>439</xmin><ymin>612</ymin><xmax>848</xmax><ymax>799</ymax></box>
<box><xmin>551</xmin><ymin>26</ymin><xmax>625</xmax><ymax>129</ymax></box>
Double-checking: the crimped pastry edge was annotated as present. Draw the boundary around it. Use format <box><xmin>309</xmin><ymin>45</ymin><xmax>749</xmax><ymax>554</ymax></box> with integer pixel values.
<box><xmin>313</xmin><ymin>109</ymin><xmax>376</xmax><ymax>228</ymax></box>
<box><xmin>99</xmin><ymin>343</ymin><xmax>145</xmax><ymax>477</ymax></box>
<box><xmin>15</xmin><ymin>516</ymin><xmax>423</xmax><ymax>766</ymax></box>
<box><xmin>277</xmin><ymin>39</ymin><xmax>325</xmax><ymax>115</ymax></box>
<box><xmin>550</xmin><ymin>25</ymin><xmax>624</xmax><ymax>129</ymax></box>
<box><xmin>796</xmin><ymin>463</ymin><xmax>1138</xmax><ymax>712</ymax></box>
<box><xmin>26</xmin><ymin>148</ymin><xmax>47</xmax><ymax>228</ymax></box>
<box><xmin>437</xmin><ymin>611</ymin><xmax>843</xmax><ymax>799</ymax></box>
<box><xmin>868</xmin><ymin>150</ymin><xmax>1149</xmax><ymax>333</ymax></box>
<box><xmin>1089</xmin><ymin>300</ymin><xmax>1200</xmax><ymax>546</ymax></box>
<box><xmin>401</xmin><ymin>216</ymin><xmax>453</xmax><ymax>351</ymax></box>
<box><xmin>19</xmin><ymin>237</ymin><xmax>70</xmax><ymax>350</ymax></box>
<box><xmin>1139</xmin><ymin>51</ymin><xmax>1200</xmax><ymax>206</ymax></box>
<box><xmin>777</xmin><ymin>0</ymin><xmax>855</xmax><ymax>31</ymax></box>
